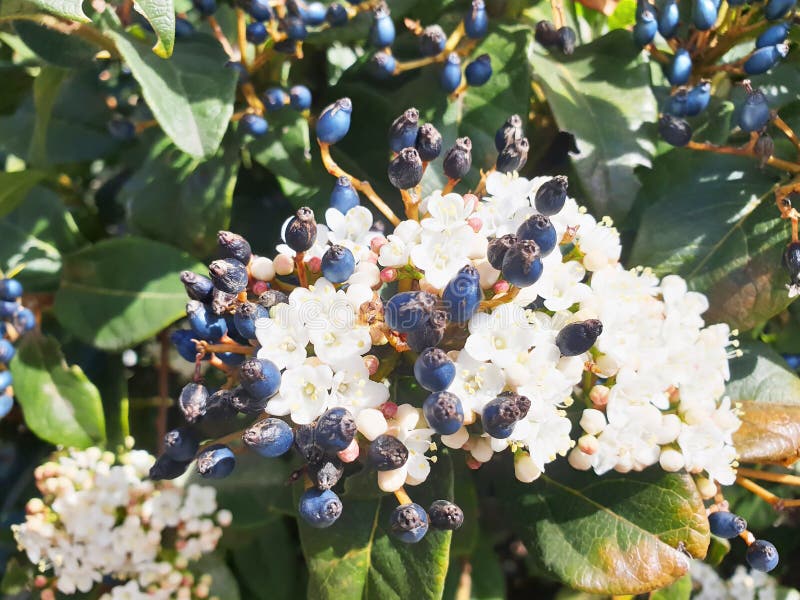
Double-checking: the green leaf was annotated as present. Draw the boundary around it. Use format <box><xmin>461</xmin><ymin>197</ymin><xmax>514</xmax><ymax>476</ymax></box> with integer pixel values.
<box><xmin>134</xmin><ymin>0</ymin><xmax>175</xmax><ymax>57</ymax></box>
<box><xmin>528</xmin><ymin>29</ymin><xmax>657</xmax><ymax>221</ymax></box>
<box><xmin>123</xmin><ymin>135</ymin><xmax>239</xmax><ymax>256</ymax></box>
<box><xmin>502</xmin><ymin>466</ymin><xmax>709</xmax><ymax>595</ymax></box>
<box><xmin>0</xmin><ymin>0</ymin><xmax>90</xmax><ymax>22</ymax></box>
<box><xmin>629</xmin><ymin>151</ymin><xmax>788</xmax><ymax>331</ymax></box>
<box><xmin>110</xmin><ymin>31</ymin><xmax>237</xmax><ymax>158</ymax></box>
<box><xmin>54</xmin><ymin>236</ymin><xmax>204</xmax><ymax>351</ymax></box>
<box><xmin>29</xmin><ymin>65</ymin><xmax>67</xmax><ymax>167</ymax></box>
<box><xmin>650</xmin><ymin>574</ymin><xmax>691</xmax><ymax>600</ymax></box>
<box><xmin>298</xmin><ymin>455</ymin><xmax>454</xmax><ymax>600</ymax></box>
<box><xmin>0</xmin><ymin>558</ymin><xmax>34</xmax><ymax>598</ymax></box>
<box><xmin>12</xmin><ymin>20</ymin><xmax>99</xmax><ymax>67</ymax></box>
<box><xmin>727</xmin><ymin>340</ymin><xmax>800</xmax><ymax>465</ymax></box>
<box><xmin>443</xmin><ymin>533</ymin><xmax>505</xmax><ymax>600</ymax></box>
<box><xmin>10</xmin><ymin>333</ymin><xmax>106</xmax><ymax>448</ymax></box>
<box><xmin>0</xmin><ymin>170</ymin><xmax>47</xmax><ymax>218</ymax></box>
<box><xmin>0</xmin><ymin>185</ymin><xmax>86</xmax><ymax>293</ymax></box>
<box><xmin>191</xmin><ymin>553</ymin><xmax>241</xmax><ymax>600</ymax></box>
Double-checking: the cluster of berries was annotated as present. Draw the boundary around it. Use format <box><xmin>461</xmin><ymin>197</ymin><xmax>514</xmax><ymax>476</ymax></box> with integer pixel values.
<box><xmin>708</xmin><ymin>509</ymin><xmax>780</xmax><ymax>572</ymax></box>
<box><xmin>368</xmin><ymin>0</ymin><xmax>494</xmax><ymax>94</ymax></box>
<box><xmin>534</xmin><ymin>19</ymin><xmax>577</xmax><ymax>55</ymax></box>
<box><xmin>0</xmin><ymin>275</ymin><xmax>35</xmax><ymax>419</ymax></box>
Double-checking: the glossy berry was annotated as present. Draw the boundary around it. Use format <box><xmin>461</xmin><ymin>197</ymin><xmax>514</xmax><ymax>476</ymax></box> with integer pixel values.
<box><xmin>368</xmin><ymin>434</ymin><xmax>409</xmax><ymax>470</ymax></box>
<box><xmin>756</xmin><ymin>22</ymin><xmax>790</xmax><ymax>48</ymax></box>
<box><xmin>243</xmin><ymin>417</ymin><xmax>294</xmax><ymax>457</ymax></box>
<box><xmin>239</xmin><ymin>357</ymin><xmax>281</xmax><ymax>401</ymax></box>
<box><xmin>187</xmin><ymin>300</ymin><xmax>228</xmax><ymax>342</ymax></box>
<box><xmin>556</xmin><ymin>319</ymin><xmax>603</xmax><ymax>356</ymax></box>
<box><xmin>428</xmin><ymin>500</ymin><xmax>464</xmax><ymax>530</ymax></box>
<box><xmin>487</xmin><ymin>234</ymin><xmax>517</xmax><ymax>270</ymax></box>
<box><xmin>316</xmin><ymin>97</ymin><xmax>352</xmax><ymax>144</ymax></box>
<box><xmin>299</xmin><ymin>488</ymin><xmax>343</xmax><ymax>528</ymax></box>
<box><xmin>164</xmin><ymin>427</ymin><xmax>199</xmax><ymax>462</ymax></box>
<box><xmin>746</xmin><ymin>540</ymin><xmax>780</xmax><ymax>572</ymax></box>
<box><xmin>496</xmin><ymin>138</ymin><xmax>529</xmax><ymax>174</ymax></box>
<box><xmin>384</xmin><ymin>291</ymin><xmax>436</xmax><ymax>332</ymax></box>
<box><xmin>744</xmin><ymin>44</ymin><xmax>788</xmax><ymax>75</ymax></box>
<box><xmin>495</xmin><ymin>114</ymin><xmax>524</xmax><ymax>152</ymax></box>
<box><xmin>658</xmin><ymin>114</ymin><xmax>692</xmax><ymax>146</ymax></box>
<box><xmin>667</xmin><ymin>49</ymin><xmax>692</xmax><ymax>86</ymax></box>
<box><xmin>0</xmin><ymin>301</ymin><xmax>17</xmax><ymax>319</ymax></box>
<box><xmin>783</xmin><ymin>353</ymin><xmax>800</xmax><ymax>370</ymax></box>
<box><xmin>246</xmin><ymin>21</ymin><xmax>268</xmax><ymax>44</ymax></box>
<box><xmin>171</xmin><ymin>330</ymin><xmax>206</xmax><ymax>363</ymax></box>
<box><xmin>192</xmin><ymin>0</ymin><xmax>216</xmax><ymax>15</ymax></box>
<box><xmin>0</xmin><ymin>278</ymin><xmax>23</xmax><ymax>301</ymax></box>
<box><xmin>179</xmin><ymin>382</ymin><xmax>209</xmax><ymax>423</ymax></box>
<box><xmin>738</xmin><ymin>89</ymin><xmax>770</xmax><ymax>133</ymax></box>
<box><xmin>482</xmin><ymin>391</ymin><xmax>531</xmax><ymax>439</ymax></box>
<box><xmin>326</xmin><ymin>2</ymin><xmax>348</xmax><ymax>26</ymax></box>
<box><xmin>262</xmin><ymin>87</ymin><xmax>287</xmax><ymax>112</ymax></box>
<box><xmin>414</xmin><ymin>348</ymin><xmax>456</xmax><ymax>392</ymax></box>
<box><xmin>303</xmin><ymin>1</ymin><xmax>326</xmax><ymax>25</ymax></box>
<box><xmin>502</xmin><ymin>239</ymin><xmax>543</xmax><ymax>287</ymax></box>
<box><xmin>196</xmin><ymin>444</ymin><xmax>236</xmax><ymax>479</ymax></box>
<box><xmin>180</xmin><ymin>271</ymin><xmax>214</xmax><ymax>303</ymax></box>
<box><xmin>535</xmin><ymin>20</ymin><xmax>559</xmax><ymax>47</ymax></box>
<box><xmin>309</xmin><ymin>458</ymin><xmax>344</xmax><ymax>490</ymax></box>
<box><xmin>330</xmin><ymin>176</ymin><xmax>360</xmax><ymax>213</ymax></box>
<box><xmin>107</xmin><ymin>118</ymin><xmax>136</xmax><ymax>141</ymax></box>
<box><xmin>464</xmin><ymin>0</ymin><xmax>488</xmax><ymax>39</ymax></box>
<box><xmin>246</xmin><ymin>0</ymin><xmax>273</xmax><ymax>21</ymax></box>
<box><xmin>708</xmin><ymin>511</ymin><xmax>747</xmax><ymax>539</ymax></box>
<box><xmin>406</xmin><ymin>309</ymin><xmax>447</xmax><ymax>353</ymax></box>
<box><xmin>517</xmin><ymin>214</ymin><xmax>557</xmax><ymax>256</ymax></box>
<box><xmin>321</xmin><ymin>244</ymin><xmax>356</xmax><ymax>283</ymax></box>
<box><xmin>535</xmin><ymin>176</ymin><xmax>568</xmax><ymax>216</ymax></box>
<box><xmin>465</xmin><ymin>54</ymin><xmax>492</xmax><ymax>86</ymax></box>
<box><xmin>782</xmin><ymin>241</ymin><xmax>800</xmax><ymax>284</ymax></box>
<box><xmin>764</xmin><ymin>0</ymin><xmax>796</xmax><ymax>20</ymax></box>
<box><xmin>686</xmin><ymin>81</ymin><xmax>711</xmax><ymax>116</ymax></box>
<box><xmin>370</xmin><ymin>3</ymin><xmax>395</xmax><ymax>48</ymax></box>
<box><xmin>441</xmin><ymin>53</ymin><xmax>462</xmax><ymax>93</ymax></box>
<box><xmin>557</xmin><ymin>27</ymin><xmax>577</xmax><ymax>55</ymax></box>
<box><xmin>388</xmin><ymin>148</ymin><xmax>424</xmax><ymax>190</ymax></box>
<box><xmin>149</xmin><ymin>454</ymin><xmax>191</xmax><ymax>480</ymax></box>
<box><xmin>0</xmin><ymin>370</ymin><xmax>12</xmax><ymax>394</ymax></box>
<box><xmin>217</xmin><ymin>351</ymin><xmax>246</xmax><ymax>367</ymax></box>
<box><xmin>442</xmin><ymin>265</ymin><xmax>481</xmax><ymax>323</ymax></box>
<box><xmin>415</xmin><ymin>123</ymin><xmax>443</xmax><ymax>162</ymax></box>
<box><xmin>12</xmin><ymin>307</ymin><xmax>35</xmax><ymax>333</ymax></box>
<box><xmin>289</xmin><ymin>85</ymin><xmax>312</xmax><ymax>110</ymax></box>
<box><xmin>692</xmin><ymin>0</ymin><xmax>718</xmax><ymax>30</ymax></box>
<box><xmin>0</xmin><ymin>339</ymin><xmax>15</xmax><ymax>364</ymax></box>
<box><xmin>370</xmin><ymin>52</ymin><xmax>396</xmax><ymax>79</ymax></box>
<box><xmin>658</xmin><ymin>0</ymin><xmax>679</xmax><ymax>38</ymax></box>
<box><xmin>443</xmin><ymin>137</ymin><xmax>472</xmax><ymax>180</ymax></box>
<box><xmin>209</xmin><ymin>258</ymin><xmax>248</xmax><ymax>294</ymax></box>
<box><xmin>389</xmin><ymin>108</ymin><xmax>420</xmax><ymax>154</ymax></box>
<box><xmin>420</xmin><ymin>25</ymin><xmax>446</xmax><ymax>56</ymax></box>
<box><xmin>633</xmin><ymin>10</ymin><xmax>658</xmax><ymax>47</ymax></box>
<box><xmin>284</xmin><ymin>206</ymin><xmax>318</xmax><ymax>252</ymax></box>
<box><xmin>218</xmin><ymin>230</ymin><xmax>252</xmax><ymax>264</ymax></box>
<box><xmin>284</xmin><ymin>16</ymin><xmax>308</xmax><ymax>40</ymax></box>
<box><xmin>423</xmin><ymin>391</ymin><xmax>464</xmax><ymax>435</ymax></box>
<box><xmin>241</xmin><ymin>113</ymin><xmax>268</xmax><ymax>136</ymax></box>
<box><xmin>233</xmin><ymin>301</ymin><xmax>269</xmax><ymax>340</ymax></box>
<box><xmin>390</xmin><ymin>503</ymin><xmax>429</xmax><ymax>543</ymax></box>
<box><xmin>316</xmin><ymin>407</ymin><xmax>357</xmax><ymax>452</ymax></box>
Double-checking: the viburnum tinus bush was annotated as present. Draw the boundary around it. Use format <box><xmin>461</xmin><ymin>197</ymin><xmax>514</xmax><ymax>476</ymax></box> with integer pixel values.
<box><xmin>0</xmin><ymin>0</ymin><xmax>799</xmax><ymax>598</ymax></box>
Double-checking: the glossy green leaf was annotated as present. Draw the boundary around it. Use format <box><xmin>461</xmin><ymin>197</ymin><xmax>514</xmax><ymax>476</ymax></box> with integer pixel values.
<box><xmin>0</xmin><ymin>170</ymin><xmax>47</xmax><ymax>218</ymax></box>
<box><xmin>727</xmin><ymin>340</ymin><xmax>800</xmax><ymax>465</ymax></box>
<box><xmin>443</xmin><ymin>533</ymin><xmax>505</xmax><ymax>600</ymax></box>
<box><xmin>123</xmin><ymin>135</ymin><xmax>239</xmax><ymax>256</ymax></box>
<box><xmin>134</xmin><ymin>0</ymin><xmax>175</xmax><ymax>57</ymax></box>
<box><xmin>529</xmin><ymin>29</ymin><xmax>657</xmax><ymax>220</ymax></box>
<box><xmin>298</xmin><ymin>455</ymin><xmax>454</xmax><ymax>600</ymax></box>
<box><xmin>629</xmin><ymin>151</ymin><xmax>788</xmax><ymax>331</ymax></box>
<box><xmin>650</xmin><ymin>574</ymin><xmax>691</xmax><ymax>600</ymax></box>
<box><xmin>12</xmin><ymin>20</ymin><xmax>99</xmax><ymax>67</ymax></box>
<box><xmin>54</xmin><ymin>236</ymin><xmax>204</xmax><ymax>351</ymax></box>
<box><xmin>191</xmin><ymin>553</ymin><xmax>241</xmax><ymax>600</ymax></box>
<box><xmin>110</xmin><ymin>31</ymin><xmax>237</xmax><ymax>158</ymax></box>
<box><xmin>10</xmin><ymin>333</ymin><xmax>106</xmax><ymax>448</ymax></box>
<box><xmin>0</xmin><ymin>0</ymin><xmax>90</xmax><ymax>22</ymax></box>
<box><xmin>0</xmin><ymin>186</ymin><xmax>86</xmax><ymax>293</ymax></box>
<box><xmin>29</xmin><ymin>65</ymin><xmax>66</xmax><ymax>167</ymax></box>
<box><xmin>503</xmin><ymin>466</ymin><xmax>709</xmax><ymax>595</ymax></box>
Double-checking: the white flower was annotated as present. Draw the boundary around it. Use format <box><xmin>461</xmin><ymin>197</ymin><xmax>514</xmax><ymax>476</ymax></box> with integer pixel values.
<box><xmin>464</xmin><ymin>303</ymin><xmax>532</xmax><ymax>368</ymax></box>
<box><xmin>379</xmin><ymin>220</ymin><xmax>421</xmax><ymax>267</ymax></box>
<box><xmin>388</xmin><ymin>404</ymin><xmax>435</xmax><ymax>486</ymax></box>
<box><xmin>410</xmin><ymin>225</ymin><xmax>476</xmax><ymax>289</ymax></box>
<box><xmin>268</xmin><ymin>363</ymin><xmax>333</xmax><ymax>424</ymax></box>
<box><xmin>511</xmin><ymin>402</ymin><xmax>573</xmax><ymax>470</ymax></box>
<box><xmin>325</xmin><ymin>206</ymin><xmax>380</xmax><ymax>261</ymax></box>
<box><xmin>255</xmin><ymin>304</ymin><xmax>309</xmax><ymax>370</ymax></box>
<box><xmin>446</xmin><ymin>350</ymin><xmax>505</xmax><ymax>415</ymax></box>
<box><xmin>421</xmin><ymin>191</ymin><xmax>476</xmax><ymax>232</ymax></box>
<box><xmin>330</xmin><ymin>358</ymin><xmax>389</xmax><ymax>414</ymax></box>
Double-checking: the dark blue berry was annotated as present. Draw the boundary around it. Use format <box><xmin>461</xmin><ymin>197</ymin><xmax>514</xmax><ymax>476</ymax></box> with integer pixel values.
<box><xmin>428</xmin><ymin>500</ymin><xmax>464</xmax><ymax>530</ymax></box>
<box><xmin>316</xmin><ymin>407</ymin><xmax>356</xmax><ymax>452</ymax></box>
<box><xmin>384</xmin><ymin>291</ymin><xmax>436</xmax><ymax>332</ymax></box>
<box><xmin>496</xmin><ymin>138</ymin><xmax>529</xmax><ymax>174</ymax></box>
<box><xmin>233</xmin><ymin>301</ymin><xmax>269</xmax><ymax>340</ymax></box>
<box><xmin>274</xmin><ymin>39</ymin><xmax>297</xmax><ymax>53</ymax></box>
<box><xmin>389</xmin><ymin>108</ymin><xmax>419</xmax><ymax>154</ymax></box>
<box><xmin>246</xmin><ymin>21</ymin><xmax>268</xmax><ymax>44</ymax></box>
<box><xmin>164</xmin><ymin>427</ymin><xmax>199</xmax><ymax>462</ymax></box>
<box><xmin>464</xmin><ymin>0</ymin><xmax>488</xmax><ymax>39</ymax></box>
<box><xmin>686</xmin><ymin>81</ymin><xmax>711</xmax><ymax>116</ymax></box>
<box><xmin>262</xmin><ymin>87</ymin><xmax>287</xmax><ymax>112</ymax></box>
<box><xmin>218</xmin><ymin>230</ymin><xmax>252</xmax><ymax>264</ymax></box>
<box><xmin>196</xmin><ymin>444</ymin><xmax>236</xmax><ymax>479</ymax></box>
<box><xmin>783</xmin><ymin>353</ymin><xmax>800</xmax><ymax>370</ymax></box>
<box><xmin>502</xmin><ymin>239</ymin><xmax>543</xmax><ymax>287</ymax></box>
<box><xmin>420</xmin><ymin>25</ymin><xmax>446</xmax><ymax>56</ymax></box>
<box><xmin>556</xmin><ymin>319</ymin><xmax>603</xmax><ymax>356</ymax></box>
<box><xmin>308</xmin><ymin>458</ymin><xmax>345</xmax><ymax>490</ymax></box>
<box><xmin>744</xmin><ymin>44</ymin><xmax>788</xmax><ymax>75</ymax></box>
<box><xmin>414</xmin><ymin>348</ymin><xmax>456</xmax><ymax>392</ymax></box>
<box><xmin>442</xmin><ymin>137</ymin><xmax>472</xmax><ymax>180</ymax></box>
<box><xmin>517</xmin><ymin>214</ymin><xmax>557</xmax><ymax>256</ymax></box>
<box><xmin>708</xmin><ymin>511</ymin><xmax>747</xmax><ymax>539</ymax></box>
<box><xmin>321</xmin><ymin>244</ymin><xmax>356</xmax><ymax>283</ymax></box>
<box><xmin>243</xmin><ymin>417</ymin><xmax>294</xmax><ymax>457</ymax></box>
<box><xmin>757</xmin><ymin>22</ymin><xmax>791</xmax><ymax>47</ymax></box>
<box><xmin>487</xmin><ymin>234</ymin><xmax>516</xmax><ymax>270</ymax></box>
<box><xmin>226</xmin><ymin>60</ymin><xmax>250</xmax><ymax>84</ymax></box>
<box><xmin>535</xmin><ymin>176</ymin><xmax>568</xmax><ymax>216</ymax></box>
<box><xmin>738</xmin><ymin>89</ymin><xmax>770</xmax><ymax>132</ymax></box>
<box><xmin>633</xmin><ymin>9</ymin><xmax>658</xmax><ymax>47</ymax></box>
<box><xmin>390</xmin><ymin>503</ymin><xmax>429</xmax><ymax>543</ymax></box>
<box><xmin>239</xmin><ymin>357</ymin><xmax>281</xmax><ymax>401</ymax></box>
<box><xmin>171</xmin><ymin>330</ymin><xmax>207</xmax><ymax>362</ymax></box>
<box><xmin>783</xmin><ymin>241</ymin><xmax>800</xmax><ymax>286</ymax></box>
<box><xmin>192</xmin><ymin>0</ymin><xmax>216</xmax><ymax>16</ymax></box>
<box><xmin>535</xmin><ymin>20</ymin><xmax>559</xmax><ymax>47</ymax></box>
<box><xmin>181</xmin><ymin>271</ymin><xmax>214</xmax><ymax>302</ymax></box>
<box><xmin>0</xmin><ymin>393</ymin><xmax>13</xmax><ymax>419</ymax></box>
<box><xmin>179</xmin><ymin>382</ymin><xmax>209</xmax><ymax>423</ymax></box>
<box><xmin>284</xmin><ymin>206</ymin><xmax>317</xmax><ymax>252</ymax></box>
<box><xmin>482</xmin><ymin>391</ymin><xmax>531</xmax><ymax>439</ymax></box>
<box><xmin>299</xmin><ymin>488</ymin><xmax>343</xmax><ymax>528</ymax></box>
<box><xmin>0</xmin><ymin>370</ymin><xmax>13</xmax><ymax>394</ymax></box>
<box><xmin>415</xmin><ymin>123</ymin><xmax>443</xmax><ymax>162</ymax></box>
<box><xmin>208</xmin><ymin>258</ymin><xmax>248</xmax><ymax>294</ymax></box>
<box><xmin>174</xmin><ymin>16</ymin><xmax>194</xmax><ymax>38</ymax></box>
<box><xmin>423</xmin><ymin>391</ymin><xmax>464</xmax><ymax>435</ymax></box>
<box><xmin>495</xmin><ymin>114</ymin><xmax>524</xmax><ymax>152</ymax></box>
<box><xmin>289</xmin><ymin>85</ymin><xmax>312</xmax><ymax>110</ymax></box>
<box><xmin>746</xmin><ymin>540</ymin><xmax>779</xmax><ymax>572</ymax></box>
<box><xmin>294</xmin><ymin>423</ymin><xmax>325</xmax><ymax>463</ymax></box>
<box><xmin>658</xmin><ymin>114</ymin><xmax>692</xmax><ymax>146</ymax></box>
<box><xmin>229</xmin><ymin>384</ymin><xmax>266</xmax><ymax>415</ymax></box>
<box><xmin>368</xmin><ymin>434</ymin><xmax>409</xmax><ymax>470</ymax></box>
<box><xmin>303</xmin><ymin>1</ymin><xmax>326</xmax><ymax>25</ymax></box>
<box><xmin>442</xmin><ymin>265</ymin><xmax>481</xmax><ymax>323</ymax></box>
<box><xmin>0</xmin><ymin>278</ymin><xmax>22</xmax><ymax>301</ymax></box>
<box><xmin>465</xmin><ymin>54</ymin><xmax>492</xmax><ymax>86</ymax></box>
<box><xmin>12</xmin><ymin>307</ymin><xmax>35</xmax><ymax>333</ymax></box>
<box><xmin>764</xmin><ymin>0</ymin><xmax>796</xmax><ymax>20</ymax></box>
<box><xmin>441</xmin><ymin>53</ymin><xmax>462</xmax><ymax>93</ymax></box>
<box><xmin>316</xmin><ymin>97</ymin><xmax>352</xmax><ymax>144</ymax></box>
<box><xmin>0</xmin><ymin>300</ymin><xmax>17</xmax><ymax>319</ymax></box>
<box><xmin>664</xmin><ymin>89</ymin><xmax>689</xmax><ymax>117</ymax></box>
<box><xmin>246</xmin><ymin>0</ymin><xmax>273</xmax><ymax>21</ymax></box>
<box><xmin>658</xmin><ymin>0</ymin><xmax>679</xmax><ymax>38</ymax></box>
<box><xmin>284</xmin><ymin>16</ymin><xmax>308</xmax><ymax>40</ymax></box>
<box><xmin>217</xmin><ymin>351</ymin><xmax>246</xmax><ymax>367</ymax></box>
<box><xmin>187</xmin><ymin>300</ymin><xmax>228</xmax><ymax>342</ymax></box>
<box><xmin>370</xmin><ymin>3</ymin><xmax>395</xmax><ymax>48</ymax></box>
<box><xmin>667</xmin><ymin>49</ymin><xmax>692</xmax><ymax>86</ymax></box>
<box><xmin>405</xmin><ymin>309</ymin><xmax>447</xmax><ymax>353</ymax></box>
<box><xmin>388</xmin><ymin>148</ymin><xmax>424</xmax><ymax>189</ymax></box>
<box><xmin>330</xmin><ymin>176</ymin><xmax>359</xmax><ymax>213</ymax></box>
<box><xmin>149</xmin><ymin>454</ymin><xmax>191</xmax><ymax>480</ymax></box>
<box><xmin>692</xmin><ymin>0</ymin><xmax>718</xmax><ymax>30</ymax></box>
<box><xmin>557</xmin><ymin>27</ymin><xmax>576</xmax><ymax>55</ymax></box>
<box><xmin>108</xmin><ymin>118</ymin><xmax>136</xmax><ymax>141</ymax></box>
<box><xmin>326</xmin><ymin>2</ymin><xmax>348</xmax><ymax>26</ymax></box>
<box><xmin>0</xmin><ymin>339</ymin><xmax>15</xmax><ymax>365</ymax></box>
<box><xmin>370</xmin><ymin>52</ymin><xmax>396</xmax><ymax>79</ymax></box>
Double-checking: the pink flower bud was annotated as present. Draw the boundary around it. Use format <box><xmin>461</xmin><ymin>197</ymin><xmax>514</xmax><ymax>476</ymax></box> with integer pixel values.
<box><xmin>251</xmin><ymin>280</ymin><xmax>268</xmax><ymax>295</ymax></box>
<box><xmin>337</xmin><ymin>439</ymin><xmax>360</xmax><ymax>463</ymax></box>
<box><xmin>380</xmin><ymin>401</ymin><xmax>398</xmax><ymax>419</ymax></box>
<box><xmin>493</xmin><ymin>280</ymin><xmax>510</xmax><ymax>294</ymax></box>
<box><xmin>380</xmin><ymin>268</ymin><xmax>398</xmax><ymax>283</ymax></box>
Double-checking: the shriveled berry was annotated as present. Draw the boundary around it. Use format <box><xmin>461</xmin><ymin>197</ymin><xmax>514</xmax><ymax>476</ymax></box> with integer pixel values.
<box><xmin>234</xmin><ymin>301</ymin><xmax>269</xmax><ymax>340</ymax></box>
<box><xmin>496</xmin><ymin>138</ymin><xmax>529</xmax><ymax>174</ymax></box>
<box><xmin>284</xmin><ymin>206</ymin><xmax>318</xmax><ymax>252</ymax></box>
<box><xmin>502</xmin><ymin>239</ymin><xmax>543</xmax><ymax>287</ymax></box>
<box><xmin>239</xmin><ymin>357</ymin><xmax>281</xmax><ymax>401</ymax></box>
<box><xmin>754</xmin><ymin>132</ymin><xmax>774</xmax><ymax>165</ymax></box>
<box><xmin>443</xmin><ymin>137</ymin><xmax>472</xmax><ymax>180</ymax></box>
<box><xmin>299</xmin><ymin>488</ymin><xmax>343</xmax><ymax>528</ymax></box>
<box><xmin>206</xmin><ymin>388</ymin><xmax>237</xmax><ymax>419</ymax></box>
<box><xmin>423</xmin><ymin>391</ymin><xmax>464</xmax><ymax>435</ymax></box>
<box><xmin>557</xmin><ymin>26</ymin><xmax>576</xmax><ymax>55</ymax></box>
<box><xmin>495</xmin><ymin>114</ymin><xmax>524</xmax><ymax>152</ymax></box>
<box><xmin>428</xmin><ymin>500</ymin><xmax>464</xmax><ymax>530</ymax></box>
<box><xmin>180</xmin><ymin>271</ymin><xmax>214</xmax><ymax>303</ymax></box>
<box><xmin>243</xmin><ymin>418</ymin><xmax>294</xmax><ymax>457</ymax></box>
<box><xmin>295</xmin><ymin>423</ymin><xmax>324</xmax><ymax>464</ymax></box>
<box><xmin>415</xmin><ymin>123</ymin><xmax>443</xmax><ymax>162</ymax></box>
<box><xmin>179</xmin><ymin>382</ymin><xmax>209</xmax><ymax>423</ymax></box>
<box><xmin>406</xmin><ymin>309</ymin><xmax>448</xmax><ymax>353</ymax></box>
<box><xmin>487</xmin><ymin>234</ymin><xmax>517</xmax><ymax>270</ymax></box>
<box><xmin>308</xmin><ymin>457</ymin><xmax>345</xmax><ymax>490</ymax></box>
<box><xmin>258</xmin><ymin>289</ymin><xmax>289</xmax><ymax>309</ymax></box>
<box><xmin>230</xmin><ymin>385</ymin><xmax>268</xmax><ymax>415</ymax></box>
<box><xmin>368</xmin><ymin>434</ymin><xmax>409</xmax><ymax>470</ymax></box>
<box><xmin>196</xmin><ymin>444</ymin><xmax>236</xmax><ymax>479</ymax></box>
<box><xmin>388</xmin><ymin>108</ymin><xmax>419</xmax><ymax>154</ymax></box>
<box><xmin>209</xmin><ymin>258</ymin><xmax>248</xmax><ymax>294</ymax></box>
<box><xmin>782</xmin><ymin>241</ymin><xmax>800</xmax><ymax>285</ymax></box>
<box><xmin>316</xmin><ymin>407</ymin><xmax>357</xmax><ymax>453</ymax></box>
<box><xmin>390</xmin><ymin>503</ymin><xmax>429</xmax><ymax>543</ymax></box>
<box><xmin>384</xmin><ymin>291</ymin><xmax>436</xmax><ymax>332</ymax></box>
<box><xmin>708</xmin><ymin>511</ymin><xmax>747</xmax><ymax>539</ymax></box>
<box><xmin>164</xmin><ymin>427</ymin><xmax>199</xmax><ymax>462</ymax></box>
<box><xmin>556</xmin><ymin>319</ymin><xmax>603</xmax><ymax>356</ymax></box>
<box><xmin>218</xmin><ymin>230</ymin><xmax>252</xmax><ymax>264</ymax></box>
<box><xmin>482</xmin><ymin>391</ymin><xmax>531</xmax><ymax>439</ymax></box>
<box><xmin>388</xmin><ymin>148</ymin><xmax>424</xmax><ymax>189</ymax></box>
<box><xmin>414</xmin><ymin>347</ymin><xmax>456</xmax><ymax>392</ymax></box>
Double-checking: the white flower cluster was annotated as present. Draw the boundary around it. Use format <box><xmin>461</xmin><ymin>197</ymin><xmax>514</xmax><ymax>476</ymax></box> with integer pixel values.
<box><xmin>12</xmin><ymin>444</ymin><xmax>231</xmax><ymax>598</ymax></box>
<box><xmin>691</xmin><ymin>560</ymin><xmax>792</xmax><ymax>600</ymax></box>
<box><xmin>250</xmin><ymin>171</ymin><xmax>739</xmax><ymax>490</ymax></box>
